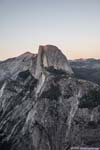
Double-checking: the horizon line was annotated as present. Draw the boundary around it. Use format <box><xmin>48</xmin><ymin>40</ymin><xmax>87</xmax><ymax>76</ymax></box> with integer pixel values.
<box><xmin>0</xmin><ymin>51</ymin><xmax>100</xmax><ymax>62</ymax></box>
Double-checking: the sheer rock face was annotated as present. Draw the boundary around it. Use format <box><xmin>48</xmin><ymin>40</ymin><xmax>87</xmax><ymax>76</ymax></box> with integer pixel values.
<box><xmin>0</xmin><ymin>46</ymin><xmax>100</xmax><ymax>150</ymax></box>
<box><xmin>35</xmin><ymin>45</ymin><xmax>73</xmax><ymax>79</ymax></box>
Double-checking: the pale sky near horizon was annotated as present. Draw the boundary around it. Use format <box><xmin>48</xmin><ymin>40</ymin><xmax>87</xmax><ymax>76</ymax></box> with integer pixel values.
<box><xmin>0</xmin><ymin>0</ymin><xmax>100</xmax><ymax>60</ymax></box>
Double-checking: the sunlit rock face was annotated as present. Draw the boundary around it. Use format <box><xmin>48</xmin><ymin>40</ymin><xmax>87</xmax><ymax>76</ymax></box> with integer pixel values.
<box><xmin>0</xmin><ymin>45</ymin><xmax>100</xmax><ymax>150</ymax></box>
<box><xmin>35</xmin><ymin>45</ymin><xmax>73</xmax><ymax>79</ymax></box>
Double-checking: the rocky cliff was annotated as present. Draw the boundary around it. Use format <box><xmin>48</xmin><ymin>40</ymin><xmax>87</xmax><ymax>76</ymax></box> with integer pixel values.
<box><xmin>0</xmin><ymin>45</ymin><xmax>100</xmax><ymax>150</ymax></box>
<box><xmin>35</xmin><ymin>45</ymin><xmax>73</xmax><ymax>79</ymax></box>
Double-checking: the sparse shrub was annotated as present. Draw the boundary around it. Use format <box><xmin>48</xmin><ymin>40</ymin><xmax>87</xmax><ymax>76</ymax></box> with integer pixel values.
<box><xmin>45</xmin><ymin>66</ymin><xmax>67</xmax><ymax>75</ymax></box>
<box><xmin>18</xmin><ymin>70</ymin><xmax>30</xmax><ymax>80</ymax></box>
<box><xmin>79</xmin><ymin>89</ymin><xmax>100</xmax><ymax>109</ymax></box>
<box><xmin>41</xmin><ymin>84</ymin><xmax>61</xmax><ymax>100</ymax></box>
<box><xmin>87</xmin><ymin>121</ymin><xmax>97</xmax><ymax>129</ymax></box>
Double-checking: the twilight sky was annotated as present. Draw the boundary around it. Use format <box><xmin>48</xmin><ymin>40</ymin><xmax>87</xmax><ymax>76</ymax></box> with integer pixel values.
<box><xmin>0</xmin><ymin>0</ymin><xmax>100</xmax><ymax>60</ymax></box>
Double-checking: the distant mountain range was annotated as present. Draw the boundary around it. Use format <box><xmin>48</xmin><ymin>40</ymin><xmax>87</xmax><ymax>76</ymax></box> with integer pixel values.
<box><xmin>70</xmin><ymin>58</ymin><xmax>100</xmax><ymax>85</ymax></box>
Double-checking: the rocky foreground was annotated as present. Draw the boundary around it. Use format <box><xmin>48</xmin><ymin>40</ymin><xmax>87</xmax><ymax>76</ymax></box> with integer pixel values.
<box><xmin>0</xmin><ymin>45</ymin><xmax>100</xmax><ymax>150</ymax></box>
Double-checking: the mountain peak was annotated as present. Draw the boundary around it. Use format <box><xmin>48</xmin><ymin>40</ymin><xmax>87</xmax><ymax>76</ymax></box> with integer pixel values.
<box><xmin>35</xmin><ymin>45</ymin><xmax>73</xmax><ymax>78</ymax></box>
<box><xmin>18</xmin><ymin>51</ymin><xmax>34</xmax><ymax>59</ymax></box>
<box><xmin>39</xmin><ymin>44</ymin><xmax>60</xmax><ymax>51</ymax></box>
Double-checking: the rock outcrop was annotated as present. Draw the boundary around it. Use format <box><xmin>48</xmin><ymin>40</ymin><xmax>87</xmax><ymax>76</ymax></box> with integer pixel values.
<box><xmin>0</xmin><ymin>45</ymin><xmax>100</xmax><ymax>150</ymax></box>
<box><xmin>0</xmin><ymin>52</ymin><xmax>37</xmax><ymax>81</ymax></box>
<box><xmin>35</xmin><ymin>45</ymin><xmax>73</xmax><ymax>79</ymax></box>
